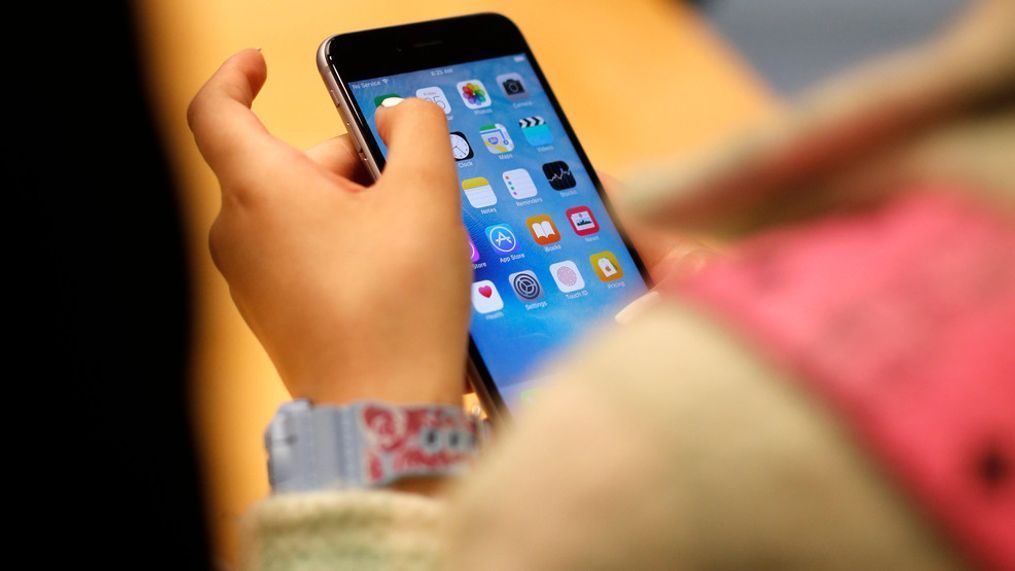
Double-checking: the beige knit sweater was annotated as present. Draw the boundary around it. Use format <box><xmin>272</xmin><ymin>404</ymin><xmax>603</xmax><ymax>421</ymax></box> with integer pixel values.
<box><xmin>239</xmin><ymin>3</ymin><xmax>1014</xmax><ymax>569</ymax></box>
<box><xmin>240</xmin><ymin>300</ymin><xmax>969</xmax><ymax>570</ymax></box>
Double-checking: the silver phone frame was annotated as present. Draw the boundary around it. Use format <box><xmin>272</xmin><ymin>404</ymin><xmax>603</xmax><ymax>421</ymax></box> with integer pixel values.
<box><xmin>316</xmin><ymin>37</ymin><xmax>504</xmax><ymax>421</ymax></box>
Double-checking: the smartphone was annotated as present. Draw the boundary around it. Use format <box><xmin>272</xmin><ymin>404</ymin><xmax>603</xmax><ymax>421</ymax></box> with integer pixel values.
<box><xmin>318</xmin><ymin>13</ymin><xmax>650</xmax><ymax>416</ymax></box>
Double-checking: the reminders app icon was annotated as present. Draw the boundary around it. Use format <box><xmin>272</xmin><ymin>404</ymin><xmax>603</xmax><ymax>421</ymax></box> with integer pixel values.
<box><xmin>502</xmin><ymin>168</ymin><xmax>538</xmax><ymax>199</ymax></box>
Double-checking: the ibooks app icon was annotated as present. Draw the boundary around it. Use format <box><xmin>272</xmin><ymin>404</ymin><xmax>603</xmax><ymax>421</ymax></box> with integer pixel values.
<box><xmin>526</xmin><ymin>214</ymin><xmax>560</xmax><ymax>246</ymax></box>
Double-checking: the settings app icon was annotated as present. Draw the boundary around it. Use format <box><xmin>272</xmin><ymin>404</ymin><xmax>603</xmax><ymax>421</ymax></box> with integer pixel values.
<box><xmin>509</xmin><ymin>270</ymin><xmax>544</xmax><ymax>302</ymax></box>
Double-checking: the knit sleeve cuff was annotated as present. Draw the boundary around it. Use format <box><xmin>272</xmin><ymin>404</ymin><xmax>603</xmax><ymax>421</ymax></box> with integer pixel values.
<box><xmin>240</xmin><ymin>489</ymin><xmax>446</xmax><ymax>571</ymax></box>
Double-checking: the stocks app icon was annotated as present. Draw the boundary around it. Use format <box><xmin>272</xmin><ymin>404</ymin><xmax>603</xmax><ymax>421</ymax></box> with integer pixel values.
<box><xmin>542</xmin><ymin>161</ymin><xmax>576</xmax><ymax>190</ymax></box>
<box><xmin>509</xmin><ymin>270</ymin><xmax>543</xmax><ymax>302</ymax></box>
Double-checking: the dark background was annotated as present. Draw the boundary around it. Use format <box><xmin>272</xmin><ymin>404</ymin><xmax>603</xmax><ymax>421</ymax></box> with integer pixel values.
<box><xmin>17</xmin><ymin>2</ymin><xmax>209</xmax><ymax>567</ymax></box>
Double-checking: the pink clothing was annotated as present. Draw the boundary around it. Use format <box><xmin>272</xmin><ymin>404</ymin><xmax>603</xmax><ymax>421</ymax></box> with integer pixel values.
<box><xmin>676</xmin><ymin>189</ymin><xmax>1015</xmax><ymax>570</ymax></box>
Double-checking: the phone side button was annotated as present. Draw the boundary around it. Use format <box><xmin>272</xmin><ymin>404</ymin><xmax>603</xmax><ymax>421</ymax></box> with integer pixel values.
<box><xmin>357</xmin><ymin>150</ymin><xmax>368</xmax><ymax>162</ymax></box>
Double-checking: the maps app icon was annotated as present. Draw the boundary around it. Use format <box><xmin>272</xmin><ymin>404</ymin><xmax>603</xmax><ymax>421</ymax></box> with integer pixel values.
<box><xmin>480</xmin><ymin>123</ymin><xmax>515</xmax><ymax>154</ymax></box>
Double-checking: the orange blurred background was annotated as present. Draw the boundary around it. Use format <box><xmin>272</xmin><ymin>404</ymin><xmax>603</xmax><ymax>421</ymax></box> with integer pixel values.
<box><xmin>136</xmin><ymin>0</ymin><xmax>774</xmax><ymax>565</ymax></box>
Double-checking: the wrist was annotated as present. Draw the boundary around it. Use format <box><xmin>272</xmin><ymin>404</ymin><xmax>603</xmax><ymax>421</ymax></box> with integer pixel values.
<box><xmin>307</xmin><ymin>376</ymin><xmax>462</xmax><ymax>407</ymax></box>
<box><xmin>285</xmin><ymin>360</ymin><xmax>465</xmax><ymax>407</ymax></box>
<box><xmin>266</xmin><ymin>399</ymin><xmax>479</xmax><ymax>493</ymax></box>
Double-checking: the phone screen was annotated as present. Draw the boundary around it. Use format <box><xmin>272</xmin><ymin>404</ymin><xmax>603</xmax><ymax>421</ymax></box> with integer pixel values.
<box><xmin>346</xmin><ymin>53</ymin><xmax>649</xmax><ymax>408</ymax></box>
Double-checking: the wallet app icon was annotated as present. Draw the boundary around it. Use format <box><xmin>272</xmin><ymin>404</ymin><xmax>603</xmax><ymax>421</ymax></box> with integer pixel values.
<box><xmin>590</xmin><ymin>251</ymin><xmax>623</xmax><ymax>282</ymax></box>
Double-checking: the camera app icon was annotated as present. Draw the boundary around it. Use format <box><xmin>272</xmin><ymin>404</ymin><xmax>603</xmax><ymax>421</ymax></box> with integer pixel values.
<box><xmin>496</xmin><ymin>73</ymin><xmax>528</xmax><ymax>101</ymax></box>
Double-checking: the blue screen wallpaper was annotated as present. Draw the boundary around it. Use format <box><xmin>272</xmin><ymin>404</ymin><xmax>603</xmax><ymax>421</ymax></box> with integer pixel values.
<box><xmin>348</xmin><ymin>53</ymin><xmax>649</xmax><ymax>407</ymax></box>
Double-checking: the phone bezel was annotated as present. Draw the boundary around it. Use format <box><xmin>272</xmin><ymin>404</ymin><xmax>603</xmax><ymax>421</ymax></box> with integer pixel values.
<box><xmin>318</xmin><ymin>13</ymin><xmax>651</xmax><ymax>419</ymax></box>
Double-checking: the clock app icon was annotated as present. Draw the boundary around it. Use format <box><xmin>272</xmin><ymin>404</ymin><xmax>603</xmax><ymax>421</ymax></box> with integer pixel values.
<box><xmin>450</xmin><ymin>131</ymin><xmax>474</xmax><ymax>161</ymax></box>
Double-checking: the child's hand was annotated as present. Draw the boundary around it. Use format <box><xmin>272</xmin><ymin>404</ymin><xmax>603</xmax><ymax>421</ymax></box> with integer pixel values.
<box><xmin>189</xmin><ymin>49</ymin><xmax>469</xmax><ymax>405</ymax></box>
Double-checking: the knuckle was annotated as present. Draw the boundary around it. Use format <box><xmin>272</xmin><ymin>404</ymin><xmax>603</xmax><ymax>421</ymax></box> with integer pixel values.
<box><xmin>221</xmin><ymin>179</ymin><xmax>270</xmax><ymax>210</ymax></box>
<box><xmin>207</xmin><ymin>216</ymin><xmax>227</xmax><ymax>271</ymax></box>
<box><xmin>185</xmin><ymin>92</ymin><xmax>206</xmax><ymax>132</ymax></box>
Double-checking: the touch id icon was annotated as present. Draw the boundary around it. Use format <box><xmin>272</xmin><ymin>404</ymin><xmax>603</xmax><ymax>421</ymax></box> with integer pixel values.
<box><xmin>590</xmin><ymin>251</ymin><xmax>623</xmax><ymax>282</ymax></box>
<box><xmin>509</xmin><ymin>270</ymin><xmax>544</xmax><ymax>302</ymax></box>
<box><xmin>471</xmin><ymin>280</ymin><xmax>504</xmax><ymax>314</ymax></box>
<box><xmin>462</xmin><ymin>177</ymin><xmax>497</xmax><ymax>209</ymax></box>
<box><xmin>549</xmin><ymin>260</ymin><xmax>585</xmax><ymax>293</ymax></box>
<box><xmin>525</xmin><ymin>214</ymin><xmax>560</xmax><ymax>245</ymax></box>
<box><xmin>485</xmin><ymin>224</ymin><xmax>518</xmax><ymax>254</ymax></box>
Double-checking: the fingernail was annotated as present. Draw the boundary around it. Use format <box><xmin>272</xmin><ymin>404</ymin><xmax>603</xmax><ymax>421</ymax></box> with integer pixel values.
<box><xmin>256</xmin><ymin>48</ymin><xmax>262</xmax><ymax>52</ymax></box>
<box><xmin>380</xmin><ymin>96</ymin><xmax>404</xmax><ymax>108</ymax></box>
<box><xmin>614</xmin><ymin>291</ymin><xmax>661</xmax><ymax>324</ymax></box>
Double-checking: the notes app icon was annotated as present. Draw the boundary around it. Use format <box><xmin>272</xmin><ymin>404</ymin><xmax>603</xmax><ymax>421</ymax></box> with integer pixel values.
<box><xmin>526</xmin><ymin>214</ymin><xmax>560</xmax><ymax>246</ymax></box>
<box><xmin>462</xmin><ymin>177</ymin><xmax>497</xmax><ymax>209</ymax></box>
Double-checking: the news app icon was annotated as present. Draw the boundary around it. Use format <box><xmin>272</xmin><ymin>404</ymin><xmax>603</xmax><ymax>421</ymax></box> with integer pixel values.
<box><xmin>502</xmin><ymin>168</ymin><xmax>538</xmax><ymax>199</ymax></box>
<box><xmin>471</xmin><ymin>280</ymin><xmax>504</xmax><ymax>314</ymax></box>
<box><xmin>485</xmin><ymin>223</ymin><xmax>518</xmax><ymax>254</ymax></box>
<box><xmin>525</xmin><ymin>214</ymin><xmax>560</xmax><ymax>246</ymax></box>
<box><xmin>415</xmin><ymin>86</ymin><xmax>452</xmax><ymax>114</ymax></box>
<box><xmin>549</xmin><ymin>260</ymin><xmax>585</xmax><ymax>293</ymax></box>
<box><xmin>457</xmin><ymin>79</ymin><xmax>491</xmax><ymax>109</ymax></box>
<box><xmin>590</xmin><ymin>251</ymin><xmax>623</xmax><ymax>282</ymax></box>
<box><xmin>542</xmin><ymin>161</ymin><xmax>576</xmax><ymax>190</ymax></box>
<box><xmin>509</xmin><ymin>270</ymin><xmax>544</xmax><ymax>302</ymax></box>
<box><xmin>462</xmin><ymin>177</ymin><xmax>497</xmax><ymax>209</ymax></box>
<box><xmin>480</xmin><ymin>123</ymin><xmax>514</xmax><ymax>154</ymax></box>
<box><xmin>497</xmin><ymin>72</ymin><xmax>528</xmax><ymax>101</ymax></box>
<box><xmin>566</xmin><ymin>205</ymin><xmax>599</xmax><ymax>236</ymax></box>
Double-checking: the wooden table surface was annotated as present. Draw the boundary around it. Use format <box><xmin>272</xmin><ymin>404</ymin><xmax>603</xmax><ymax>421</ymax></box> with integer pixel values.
<box><xmin>138</xmin><ymin>0</ymin><xmax>774</xmax><ymax>564</ymax></box>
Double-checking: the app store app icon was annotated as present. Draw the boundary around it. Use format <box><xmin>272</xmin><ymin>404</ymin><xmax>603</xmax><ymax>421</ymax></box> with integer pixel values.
<box><xmin>485</xmin><ymin>223</ymin><xmax>518</xmax><ymax>254</ymax></box>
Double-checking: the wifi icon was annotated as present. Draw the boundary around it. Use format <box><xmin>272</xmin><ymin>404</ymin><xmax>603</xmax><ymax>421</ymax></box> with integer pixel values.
<box><xmin>541</xmin><ymin>161</ymin><xmax>576</xmax><ymax>191</ymax></box>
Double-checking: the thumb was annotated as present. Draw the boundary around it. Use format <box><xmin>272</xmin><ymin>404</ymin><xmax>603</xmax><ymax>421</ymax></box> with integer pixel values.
<box><xmin>188</xmin><ymin>49</ymin><xmax>277</xmax><ymax>180</ymax></box>
<box><xmin>374</xmin><ymin>97</ymin><xmax>458</xmax><ymax>209</ymax></box>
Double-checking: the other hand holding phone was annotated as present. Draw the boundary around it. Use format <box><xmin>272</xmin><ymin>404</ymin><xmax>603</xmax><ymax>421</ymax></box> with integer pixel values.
<box><xmin>189</xmin><ymin>49</ymin><xmax>470</xmax><ymax>406</ymax></box>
